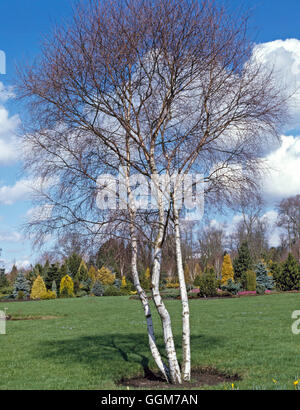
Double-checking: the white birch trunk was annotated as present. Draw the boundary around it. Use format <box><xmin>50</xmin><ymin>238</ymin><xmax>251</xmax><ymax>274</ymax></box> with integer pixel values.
<box><xmin>123</xmin><ymin>163</ymin><xmax>170</xmax><ymax>382</ymax></box>
<box><xmin>173</xmin><ymin>201</ymin><xmax>191</xmax><ymax>381</ymax></box>
<box><xmin>150</xmin><ymin>173</ymin><xmax>182</xmax><ymax>384</ymax></box>
<box><xmin>151</xmin><ymin>239</ymin><xmax>182</xmax><ymax>384</ymax></box>
<box><xmin>129</xmin><ymin>214</ymin><xmax>170</xmax><ymax>382</ymax></box>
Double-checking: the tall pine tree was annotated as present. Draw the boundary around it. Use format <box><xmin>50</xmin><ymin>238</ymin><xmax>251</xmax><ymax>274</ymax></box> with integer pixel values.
<box><xmin>233</xmin><ymin>241</ymin><xmax>252</xmax><ymax>282</ymax></box>
<box><xmin>67</xmin><ymin>253</ymin><xmax>82</xmax><ymax>278</ymax></box>
<box><xmin>44</xmin><ymin>263</ymin><xmax>63</xmax><ymax>290</ymax></box>
<box><xmin>278</xmin><ymin>253</ymin><xmax>300</xmax><ymax>291</ymax></box>
<box><xmin>0</xmin><ymin>269</ymin><xmax>9</xmax><ymax>288</ymax></box>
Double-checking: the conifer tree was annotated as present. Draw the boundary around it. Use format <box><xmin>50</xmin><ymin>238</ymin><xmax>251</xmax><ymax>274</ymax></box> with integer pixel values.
<box><xmin>8</xmin><ymin>264</ymin><xmax>18</xmax><ymax>285</ymax></box>
<box><xmin>277</xmin><ymin>253</ymin><xmax>300</xmax><ymax>291</ymax></box>
<box><xmin>0</xmin><ymin>269</ymin><xmax>9</xmax><ymax>288</ymax></box>
<box><xmin>96</xmin><ymin>266</ymin><xmax>115</xmax><ymax>285</ymax></box>
<box><xmin>221</xmin><ymin>253</ymin><xmax>234</xmax><ymax>285</ymax></box>
<box><xmin>233</xmin><ymin>241</ymin><xmax>252</xmax><ymax>281</ymax></box>
<box><xmin>73</xmin><ymin>260</ymin><xmax>88</xmax><ymax>294</ymax></box>
<box><xmin>59</xmin><ymin>263</ymin><xmax>69</xmax><ymax>279</ymax></box>
<box><xmin>30</xmin><ymin>275</ymin><xmax>47</xmax><ymax>299</ymax></box>
<box><xmin>76</xmin><ymin>260</ymin><xmax>89</xmax><ymax>282</ymax></box>
<box><xmin>67</xmin><ymin>252</ymin><xmax>82</xmax><ymax>278</ymax></box>
<box><xmin>88</xmin><ymin>265</ymin><xmax>97</xmax><ymax>283</ymax></box>
<box><xmin>45</xmin><ymin>263</ymin><xmax>62</xmax><ymax>290</ymax></box>
<box><xmin>244</xmin><ymin>270</ymin><xmax>256</xmax><ymax>291</ymax></box>
<box><xmin>25</xmin><ymin>269</ymin><xmax>38</xmax><ymax>288</ymax></box>
<box><xmin>269</xmin><ymin>261</ymin><xmax>283</xmax><ymax>290</ymax></box>
<box><xmin>59</xmin><ymin>275</ymin><xmax>75</xmax><ymax>298</ymax></box>
<box><xmin>13</xmin><ymin>272</ymin><xmax>30</xmax><ymax>299</ymax></box>
<box><xmin>255</xmin><ymin>261</ymin><xmax>274</xmax><ymax>291</ymax></box>
<box><xmin>43</xmin><ymin>260</ymin><xmax>50</xmax><ymax>280</ymax></box>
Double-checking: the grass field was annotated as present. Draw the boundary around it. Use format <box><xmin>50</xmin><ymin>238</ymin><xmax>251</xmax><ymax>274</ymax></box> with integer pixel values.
<box><xmin>1</xmin><ymin>293</ymin><xmax>300</xmax><ymax>390</ymax></box>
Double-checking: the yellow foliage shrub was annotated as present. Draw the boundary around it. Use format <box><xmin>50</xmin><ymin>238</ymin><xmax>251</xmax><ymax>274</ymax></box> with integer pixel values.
<box><xmin>88</xmin><ymin>265</ymin><xmax>97</xmax><ymax>283</ymax></box>
<box><xmin>96</xmin><ymin>266</ymin><xmax>115</xmax><ymax>285</ymax></box>
<box><xmin>121</xmin><ymin>276</ymin><xmax>127</xmax><ymax>288</ymax></box>
<box><xmin>145</xmin><ymin>267</ymin><xmax>151</xmax><ymax>280</ymax></box>
<box><xmin>221</xmin><ymin>254</ymin><xmax>234</xmax><ymax>285</ymax></box>
<box><xmin>40</xmin><ymin>290</ymin><xmax>57</xmax><ymax>300</ymax></box>
<box><xmin>166</xmin><ymin>282</ymin><xmax>180</xmax><ymax>288</ymax></box>
<box><xmin>60</xmin><ymin>275</ymin><xmax>75</xmax><ymax>297</ymax></box>
<box><xmin>30</xmin><ymin>275</ymin><xmax>47</xmax><ymax>300</ymax></box>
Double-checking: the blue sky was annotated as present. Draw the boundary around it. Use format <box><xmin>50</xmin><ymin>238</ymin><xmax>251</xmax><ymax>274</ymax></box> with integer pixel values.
<box><xmin>1</xmin><ymin>0</ymin><xmax>300</xmax><ymax>269</ymax></box>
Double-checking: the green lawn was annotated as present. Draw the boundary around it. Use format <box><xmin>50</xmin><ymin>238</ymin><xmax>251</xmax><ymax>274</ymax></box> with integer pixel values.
<box><xmin>0</xmin><ymin>293</ymin><xmax>300</xmax><ymax>390</ymax></box>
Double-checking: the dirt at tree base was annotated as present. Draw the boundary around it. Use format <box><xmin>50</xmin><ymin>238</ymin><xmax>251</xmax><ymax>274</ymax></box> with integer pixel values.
<box><xmin>119</xmin><ymin>367</ymin><xmax>241</xmax><ymax>389</ymax></box>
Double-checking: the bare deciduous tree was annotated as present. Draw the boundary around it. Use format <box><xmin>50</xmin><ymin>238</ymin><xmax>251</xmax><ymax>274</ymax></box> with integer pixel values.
<box><xmin>277</xmin><ymin>195</ymin><xmax>300</xmax><ymax>260</ymax></box>
<box><xmin>18</xmin><ymin>0</ymin><xmax>288</xmax><ymax>384</ymax></box>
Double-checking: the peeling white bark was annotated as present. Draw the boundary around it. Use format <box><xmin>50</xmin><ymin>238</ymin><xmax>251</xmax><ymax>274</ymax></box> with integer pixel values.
<box><xmin>150</xmin><ymin>173</ymin><xmax>182</xmax><ymax>384</ymax></box>
<box><xmin>151</xmin><ymin>240</ymin><xmax>182</xmax><ymax>384</ymax></box>
<box><xmin>124</xmin><ymin>164</ymin><xmax>170</xmax><ymax>382</ymax></box>
<box><xmin>130</xmin><ymin>215</ymin><xmax>170</xmax><ymax>382</ymax></box>
<box><xmin>173</xmin><ymin>201</ymin><xmax>191</xmax><ymax>381</ymax></box>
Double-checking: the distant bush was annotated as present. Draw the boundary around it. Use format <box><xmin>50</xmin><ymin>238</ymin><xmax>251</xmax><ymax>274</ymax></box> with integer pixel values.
<box><xmin>0</xmin><ymin>286</ymin><xmax>13</xmax><ymax>297</ymax></box>
<box><xmin>166</xmin><ymin>282</ymin><xmax>180</xmax><ymax>289</ymax></box>
<box><xmin>91</xmin><ymin>280</ymin><xmax>104</xmax><ymax>297</ymax></box>
<box><xmin>103</xmin><ymin>285</ymin><xmax>122</xmax><ymax>296</ymax></box>
<box><xmin>40</xmin><ymin>290</ymin><xmax>56</xmax><ymax>300</ymax></box>
<box><xmin>193</xmin><ymin>275</ymin><xmax>202</xmax><ymax>287</ymax></box>
<box><xmin>256</xmin><ymin>284</ymin><xmax>265</xmax><ymax>295</ymax></box>
<box><xmin>118</xmin><ymin>276</ymin><xmax>132</xmax><ymax>294</ymax></box>
<box><xmin>76</xmin><ymin>290</ymin><xmax>88</xmax><ymax>298</ymax></box>
<box><xmin>221</xmin><ymin>278</ymin><xmax>242</xmax><ymax>295</ymax></box>
<box><xmin>17</xmin><ymin>291</ymin><xmax>26</xmax><ymax>300</ymax></box>
<box><xmin>242</xmin><ymin>270</ymin><xmax>257</xmax><ymax>291</ymax></box>
<box><xmin>79</xmin><ymin>279</ymin><xmax>92</xmax><ymax>294</ymax></box>
<box><xmin>114</xmin><ymin>278</ymin><xmax>121</xmax><ymax>290</ymax></box>
<box><xmin>198</xmin><ymin>273</ymin><xmax>220</xmax><ymax>298</ymax></box>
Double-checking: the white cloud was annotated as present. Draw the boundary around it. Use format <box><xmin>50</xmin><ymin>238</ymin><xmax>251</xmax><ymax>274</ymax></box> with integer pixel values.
<box><xmin>0</xmin><ymin>136</ymin><xmax>20</xmax><ymax>164</ymax></box>
<box><xmin>0</xmin><ymin>82</ymin><xmax>14</xmax><ymax>103</ymax></box>
<box><xmin>252</xmin><ymin>39</ymin><xmax>300</xmax><ymax>129</ymax></box>
<box><xmin>0</xmin><ymin>177</ymin><xmax>57</xmax><ymax>205</ymax></box>
<box><xmin>4</xmin><ymin>259</ymin><xmax>31</xmax><ymax>272</ymax></box>
<box><xmin>0</xmin><ymin>179</ymin><xmax>33</xmax><ymax>205</ymax></box>
<box><xmin>0</xmin><ymin>230</ymin><xmax>22</xmax><ymax>242</ymax></box>
<box><xmin>0</xmin><ymin>82</ymin><xmax>21</xmax><ymax>165</ymax></box>
<box><xmin>262</xmin><ymin>134</ymin><xmax>300</xmax><ymax>200</ymax></box>
<box><xmin>261</xmin><ymin>209</ymin><xmax>282</xmax><ymax>247</ymax></box>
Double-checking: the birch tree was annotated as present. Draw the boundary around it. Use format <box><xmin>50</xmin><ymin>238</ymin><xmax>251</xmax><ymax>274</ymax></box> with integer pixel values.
<box><xmin>18</xmin><ymin>0</ymin><xmax>287</xmax><ymax>384</ymax></box>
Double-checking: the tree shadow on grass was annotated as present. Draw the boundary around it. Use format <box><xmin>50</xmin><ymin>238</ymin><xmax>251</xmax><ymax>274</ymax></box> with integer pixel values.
<box><xmin>36</xmin><ymin>333</ymin><xmax>223</xmax><ymax>381</ymax></box>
